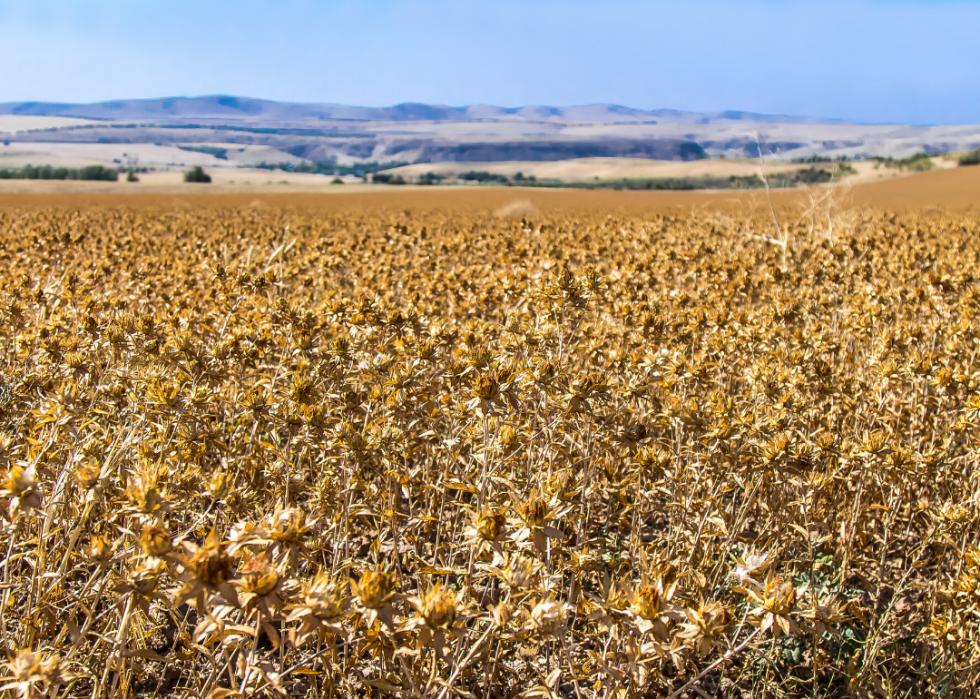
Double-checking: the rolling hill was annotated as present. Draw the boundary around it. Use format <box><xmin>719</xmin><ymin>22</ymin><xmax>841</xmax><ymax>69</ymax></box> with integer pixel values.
<box><xmin>1</xmin><ymin>96</ymin><xmax>978</xmax><ymax>169</ymax></box>
<box><xmin>0</xmin><ymin>96</ymin><xmax>847</xmax><ymax>125</ymax></box>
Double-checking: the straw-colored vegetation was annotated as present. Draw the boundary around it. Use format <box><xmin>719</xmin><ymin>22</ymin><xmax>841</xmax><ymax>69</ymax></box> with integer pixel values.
<box><xmin>1</xmin><ymin>202</ymin><xmax>980</xmax><ymax>698</ymax></box>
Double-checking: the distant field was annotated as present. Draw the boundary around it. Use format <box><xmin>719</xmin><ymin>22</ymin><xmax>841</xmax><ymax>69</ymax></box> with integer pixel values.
<box><xmin>0</xmin><ymin>115</ymin><xmax>105</xmax><ymax>133</ymax></box>
<box><xmin>5</xmin><ymin>97</ymin><xmax>980</xmax><ymax>161</ymax></box>
<box><xmin>390</xmin><ymin>156</ymin><xmax>816</xmax><ymax>181</ymax></box>
<box><xmin>849</xmin><ymin>160</ymin><xmax>980</xmax><ymax>209</ymax></box>
<box><xmin>0</xmin><ymin>167</ymin><xmax>364</xmax><ymax>193</ymax></box>
<box><xmin>0</xmin><ymin>140</ymin><xmax>306</xmax><ymax>170</ymax></box>
<box><xmin>0</xmin><ymin>153</ymin><xmax>959</xmax><ymax>195</ymax></box>
<box><xmin>390</xmin><ymin>156</ymin><xmax>959</xmax><ymax>186</ymax></box>
<box><xmin>1</xmin><ymin>161</ymin><xmax>977</xmax><ymax>210</ymax></box>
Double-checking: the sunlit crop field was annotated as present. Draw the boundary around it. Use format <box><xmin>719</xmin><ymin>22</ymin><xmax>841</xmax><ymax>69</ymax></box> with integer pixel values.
<box><xmin>1</xmin><ymin>195</ymin><xmax>980</xmax><ymax>698</ymax></box>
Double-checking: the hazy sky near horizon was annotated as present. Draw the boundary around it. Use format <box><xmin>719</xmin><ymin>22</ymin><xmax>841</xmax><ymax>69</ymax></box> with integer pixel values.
<box><xmin>1</xmin><ymin>0</ymin><xmax>979</xmax><ymax>124</ymax></box>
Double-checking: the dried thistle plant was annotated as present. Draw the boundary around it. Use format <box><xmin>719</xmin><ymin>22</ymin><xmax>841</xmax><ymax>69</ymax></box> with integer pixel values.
<box><xmin>0</xmin><ymin>202</ymin><xmax>978</xmax><ymax>697</ymax></box>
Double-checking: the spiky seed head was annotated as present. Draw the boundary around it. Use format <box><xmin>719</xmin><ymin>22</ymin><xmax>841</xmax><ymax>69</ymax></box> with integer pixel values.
<box><xmin>356</xmin><ymin>570</ymin><xmax>392</xmax><ymax>609</ymax></box>
<box><xmin>73</xmin><ymin>460</ymin><xmax>100</xmax><ymax>490</ymax></box>
<box><xmin>303</xmin><ymin>572</ymin><xmax>347</xmax><ymax>619</ymax></box>
<box><xmin>209</xmin><ymin>470</ymin><xmax>232</xmax><ymax>499</ymax></box>
<box><xmin>239</xmin><ymin>555</ymin><xmax>279</xmax><ymax>596</ymax></box>
<box><xmin>87</xmin><ymin>534</ymin><xmax>113</xmax><ymax>563</ymax></box>
<box><xmin>3</xmin><ymin>464</ymin><xmax>35</xmax><ymax>498</ymax></box>
<box><xmin>477</xmin><ymin>510</ymin><xmax>506</xmax><ymax>541</ymax></box>
<box><xmin>139</xmin><ymin>524</ymin><xmax>172</xmax><ymax>557</ymax></box>
<box><xmin>127</xmin><ymin>559</ymin><xmax>165</xmax><ymax>595</ymax></box>
<box><xmin>491</xmin><ymin>601</ymin><xmax>512</xmax><ymax>627</ymax></box>
<box><xmin>634</xmin><ymin>585</ymin><xmax>665</xmax><ymax>620</ymax></box>
<box><xmin>421</xmin><ymin>585</ymin><xmax>457</xmax><ymax>629</ymax></box>
<box><xmin>531</xmin><ymin>599</ymin><xmax>566</xmax><ymax>637</ymax></box>
<box><xmin>763</xmin><ymin>577</ymin><xmax>797</xmax><ymax>616</ymax></box>
<box><xmin>188</xmin><ymin>530</ymin><xmax>234</xmax><ymax>586</ymax></box>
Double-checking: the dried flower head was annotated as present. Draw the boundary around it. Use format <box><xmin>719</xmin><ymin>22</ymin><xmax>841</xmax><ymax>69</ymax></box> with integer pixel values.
<box><xmin>1</xmin><ymin>649</ymin><xmax>70</xmax><ymax>698</ymax></box>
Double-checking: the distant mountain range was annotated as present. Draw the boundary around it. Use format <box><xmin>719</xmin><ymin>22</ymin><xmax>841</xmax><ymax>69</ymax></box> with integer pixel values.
<box><xmin>3</xmin><ymin>96</ymin><xmax>978</xmax><ymax>164</ymax></box>
<box><xmin>0</xmin><ymin>95</ymin><xmax>848</xmax><ymax>125</ymax></box>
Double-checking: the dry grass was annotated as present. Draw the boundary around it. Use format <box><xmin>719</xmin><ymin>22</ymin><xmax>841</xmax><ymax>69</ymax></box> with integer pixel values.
<box><xmin>848</xmin><ymin>164</ymin><xmax>980</xmax><ymax>210</ymax></box>
<box><xmin>0</xmin><ymin>142</ymin><xmax>309</xmax><ymax>173</ymax></box>
<box><xmin>0</xmin><ymin>117</ymin><xmax>104</xmax><ymax>134</ymax></box>
<box><xmin>0</xmin><ymin>169</ymin><xmax>364</xmax><ymax>195</ymax></box>
<box><xmin>0</xmin><ymin>159</ymin><xmax>975</xmax><ymax>206</ymax></box>
<box><xmin>493</xmin><ymin>200</ymin><xmax>537</xmax><ymax>218</ymax></box>
<box><xmin>388</xmin><ymin>157</ymin><xmax>957</xmax><ymax>186</ymax></box>
<box><xmin>0</xmin><ymin>197</ymin><xmax>979</xmax><ymax>698</ymax></box>
<box><xmin>386</xmin><ymin>157</ymin><xmax>820</xmax><ymax>182</ymax></box>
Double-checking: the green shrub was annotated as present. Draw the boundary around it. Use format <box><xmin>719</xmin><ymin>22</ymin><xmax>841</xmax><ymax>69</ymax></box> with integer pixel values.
<box><xmin>893</xmin><ymin>153</ymin><xmax>936</xmax><ymax>171</ymax></box>
<box><xmin>502</xmin><ymin>166</ymin><xmax>855</xmax><ymax>192</ymax></box>
<box><xmin>0</xmin><ymin>164</ymin><xmax>117</xmax><ymax>181</ymax></box>
<box><xmin>959</xmin><ymin>150</ymin><xmax>980</xmax><ymax>166</ymax></box>
<box><xmin>459</xmin><ymin>171</ymin><xmax>508</xmax><ymax>183</ymax></box>
<box><xmin>126</xmin><ymin>169</ymin><xmax>139</xmax><ymax>182</ymax></box>
<box><xmin>75</xmin><ymin>165</ymin><xmax>119</xmax><ymax>181</ymax></box>
<box><xmin>251</xmin><ymin>160</ymin><xmax>408</xmax><ymax>176</ymax></box>
<box><xmin>177</xmin><ymin>145</ymin><xmax>228</xmax><ymax>160</ymax></box>
<box><xmin>330</xmin><ymin>177</ymin><xmax>344</xmax><ymax>184</ymax></box>
<box><xmin>183</xmin><ymin>166</ymin><xmax>211</xmax><ymax>183</ymax></box>
<box><xmin>792</xmin><ymin>155</ymin><xmax>835</xmax><ymax>163</ymax></box>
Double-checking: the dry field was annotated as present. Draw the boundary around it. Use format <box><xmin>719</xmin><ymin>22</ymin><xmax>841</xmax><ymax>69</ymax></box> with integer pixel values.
<box><xmin>0</xmin><ymin>158</ymin><xmax>977</xmax><ymax>210</ymax></box>
<box><xmin>0</xmin><ymin>117</ymin><xmax>104</xmax><ymax>134</ymax></box>
<box><xmin>298</xmin><ymin>158</ymin><xmax>818</xmax><ymax>183</ymax></box>
<box><xmin>0</xmin><ymin>143</ymin><xmax>308</xmax><ymax>173</ymax></box>
<box><xmin>385</xmin><ymin>157</ymin><xmax>947</xmax><ymax>186</ymax></box>
<box><xmin>362</xmin><ymin>117</ymin><xmax>980</xmax><ymax>161</ymax></box>
<box><xmin>0</xmin><ymin>168</ymin><xmax>368</xmax><ymax>195</ymax></box>
<box><xmin>0</xmin><ymin>152</ymin><xmax>972</xmax><ymax>200</ymax></box>
<box><xmin>1</xmin><ymin>183</ymin><xmax>980</xmax><ymax>699</ymax></box>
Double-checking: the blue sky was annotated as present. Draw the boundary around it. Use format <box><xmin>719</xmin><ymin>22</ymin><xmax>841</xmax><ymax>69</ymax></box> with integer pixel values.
<box><xmin>1</xmin><ymin>0</ymin><xmax>979</xmax><ymax>124</ymax></box>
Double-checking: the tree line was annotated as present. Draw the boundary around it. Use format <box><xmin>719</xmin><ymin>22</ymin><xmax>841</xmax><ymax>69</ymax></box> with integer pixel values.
<box><xmin>0</xmin><ymin>164</ymin><xmax>119</xmax><ymax>181</ymax></box>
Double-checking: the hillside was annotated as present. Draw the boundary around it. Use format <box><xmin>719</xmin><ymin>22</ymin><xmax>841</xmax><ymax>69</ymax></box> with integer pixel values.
<box><xmin>0</xmin><ymin>96</ymin><xmax>847</xmax><ymax>125</ymax></box>
<box><xmin>2</xmin><ymin>97</ymin><xmax>978</xmax><ymax>170</ymax></box>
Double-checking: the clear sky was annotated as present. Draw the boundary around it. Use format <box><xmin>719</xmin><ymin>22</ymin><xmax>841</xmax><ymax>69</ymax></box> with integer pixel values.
<box><xmin>1</xmin><ymin>0</ymin><xmax>979</xmax><ymax>124</ymax></box>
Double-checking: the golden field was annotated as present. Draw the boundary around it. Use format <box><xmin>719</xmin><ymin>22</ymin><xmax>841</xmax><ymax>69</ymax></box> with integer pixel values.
<box><xmin>0</xmin><ymin>158</ymin><xmax>977</xmax><ymax>208</ymax></box>
<box><xmin>1</xmin><ymin>178</ymin><xmax>980</xmax><ymax>698</ymax></box>
<box><xmin>0</xmin><ymin>156</ymin><xmax>949</xmax><ymax>195</ymax></box>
